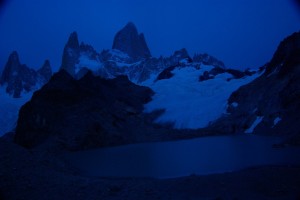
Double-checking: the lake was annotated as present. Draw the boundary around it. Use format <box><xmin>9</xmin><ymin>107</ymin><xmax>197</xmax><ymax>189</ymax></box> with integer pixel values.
<box><xmin>65</xmin><ymin>135</ymin><xmax>300</xmax><ymax>178</ymax></box>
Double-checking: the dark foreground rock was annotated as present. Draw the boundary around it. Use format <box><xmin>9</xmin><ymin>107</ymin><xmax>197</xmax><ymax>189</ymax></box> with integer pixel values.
<box><xmin>1</xmin><ymin>137</ymin><xmax>300</xmax><ymax>200</ymax></box>
<box><xmin>14</xmin><ymin>70</ymin><xmax>168</xmax><ymax>150</ymax></box>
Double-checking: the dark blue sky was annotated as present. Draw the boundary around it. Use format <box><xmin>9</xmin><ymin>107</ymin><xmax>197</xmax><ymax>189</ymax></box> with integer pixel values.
<box><xmin>0</xmin><ymin>0</ymin><xmax>300</xmax><ymax>71</ymax></box>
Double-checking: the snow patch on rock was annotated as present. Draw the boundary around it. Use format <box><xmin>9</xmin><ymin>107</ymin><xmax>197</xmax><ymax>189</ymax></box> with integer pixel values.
<box><xmin>245</xmin><ymin>116</ymin><xmax>264</xmax><ymax>134</ymax></box>
<box><xmin>272</xmin><ymin>117</ymin><xmax>282</xmax><ymax>128</ymax></box>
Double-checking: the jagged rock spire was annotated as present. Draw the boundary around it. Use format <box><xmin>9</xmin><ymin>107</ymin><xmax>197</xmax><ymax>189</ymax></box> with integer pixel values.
<box><xmin>60</xmin><ymin>31</ymin><xmax>80</xmax><ymax>77</ymax></box>
<box><xmin>38</xmin><ymin>60</ymin><xmax>52</xmax><ymax>82</ymax></box>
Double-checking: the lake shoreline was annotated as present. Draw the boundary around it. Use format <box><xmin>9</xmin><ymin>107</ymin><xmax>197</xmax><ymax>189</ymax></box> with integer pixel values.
<box><xmin>1</xmin><ymin>136</ymin><xmax>300</xmax><ymax>199</ymax></box>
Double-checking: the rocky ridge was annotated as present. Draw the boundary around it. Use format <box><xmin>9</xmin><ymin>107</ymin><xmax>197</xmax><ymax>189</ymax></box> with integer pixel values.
<box><xmin>59</xmin><ymin>22</ymin><xmax>228</xmax><ymax>84</ymax></box>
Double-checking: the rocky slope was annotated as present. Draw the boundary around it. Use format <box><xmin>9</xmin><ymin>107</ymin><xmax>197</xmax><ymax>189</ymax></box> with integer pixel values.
<box><xmin>210</xmin><ymin>31</ymin><xmax>300</xmax><ymax>144</ymax></box>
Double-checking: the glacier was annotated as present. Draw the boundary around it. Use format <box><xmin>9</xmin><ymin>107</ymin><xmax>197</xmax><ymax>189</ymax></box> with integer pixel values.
<box><xmin>144</xmin><ymin>65</ymin><xmax>261</xmax><ymax>129</ymax></box>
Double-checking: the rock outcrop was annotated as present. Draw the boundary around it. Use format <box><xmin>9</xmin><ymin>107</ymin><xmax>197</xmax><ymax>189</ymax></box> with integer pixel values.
<box><xmin>193</xmin><ymin>53</ymin><xmax>225</xmax><ymax>69</ymax></box>
<box><xmin>112</xmin><ymin>22</ymin><xmax>151</xmax><ymax>60</ymax></box>
<box><xmin>198</xmin><ymin>67</ymin><xmax>256</xmax><ymax>82</ymax></box>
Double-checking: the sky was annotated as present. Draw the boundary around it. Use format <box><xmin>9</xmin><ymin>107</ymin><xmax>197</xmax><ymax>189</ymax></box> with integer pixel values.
<box><xmin>0</xmin><ymin>0</ymin><xmax>300</xmax><ymax>71</ymax></box>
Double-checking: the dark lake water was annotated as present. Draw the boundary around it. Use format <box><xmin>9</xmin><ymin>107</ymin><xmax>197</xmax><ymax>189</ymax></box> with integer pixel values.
<box><xmin>65</xmin><ymin>135</ymin><xmax>300</xmax><ymax>178</ymax></box>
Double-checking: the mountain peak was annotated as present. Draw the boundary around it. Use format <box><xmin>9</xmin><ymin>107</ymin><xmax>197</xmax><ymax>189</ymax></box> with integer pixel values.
<box><xmin>7</xmin><ymin>51</ymin><xmax>21</xmax><ymax>67</ymax></box>
<box><xmin>9</xmin><ymin>51</ymin><xmax>20</xmax><ymax>61</ymax></box>
<box><xmin>44</xmin><ymin>59</ymin><xmax>50</xmax><ymax>66</ymax></box>
<box><xmin>112</xmin><ymin>22</ymin><xmax>151</xmax><ymax>60</ymax></box>
<box><xmin>66</xmin><ymin>31</ymin><xmax>79</xmax><ymax>49</ymax></box>
<box><xmin>124</xmin><ymin>22</ymin><xmax>137</xmax><ymax>30</ymax></box>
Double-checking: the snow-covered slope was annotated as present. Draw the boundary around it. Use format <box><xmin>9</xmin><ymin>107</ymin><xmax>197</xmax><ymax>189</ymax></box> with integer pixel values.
<box><xmin>0</xmin><ymin>86</ymin><xmax>32</xmax><ymax>136</ymax></box>
<box><xmin>144</xmin><ymin>65</ymin><xmax>260</xmax><ymax>129</ymax></box>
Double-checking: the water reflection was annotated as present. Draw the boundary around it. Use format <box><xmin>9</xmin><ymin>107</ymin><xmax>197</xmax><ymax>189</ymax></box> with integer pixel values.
<box><xmin>66</xmin><ymin>135</ymin><xmax>300</xmax><ymax>178</ymax></box>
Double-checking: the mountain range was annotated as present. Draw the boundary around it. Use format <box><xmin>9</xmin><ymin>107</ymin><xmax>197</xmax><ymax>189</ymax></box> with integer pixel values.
<box><xmin>0</xmin><ymin>22</ymin><xmax>299</xmax><ymax>149</ymax></box>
